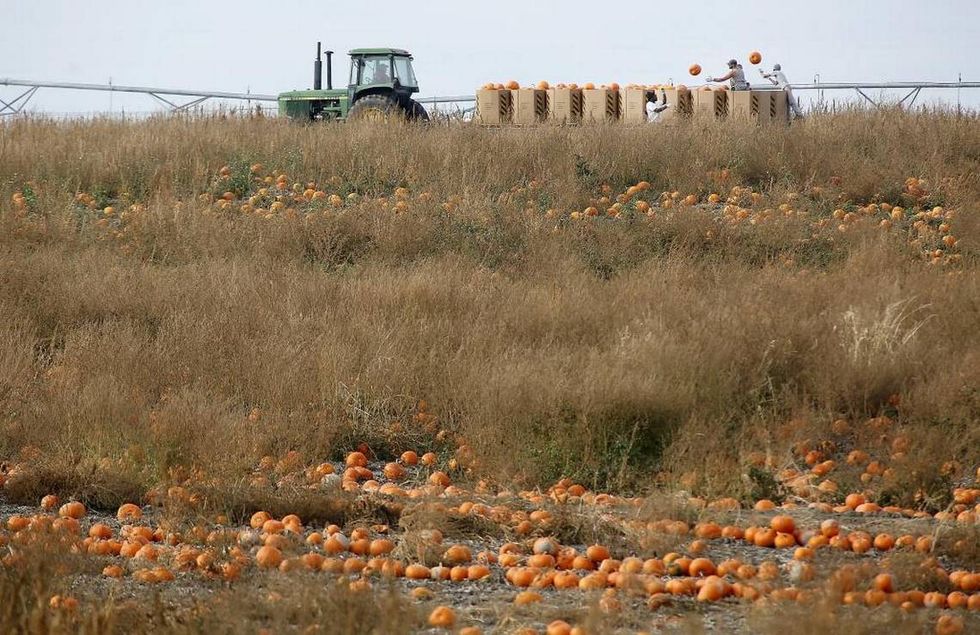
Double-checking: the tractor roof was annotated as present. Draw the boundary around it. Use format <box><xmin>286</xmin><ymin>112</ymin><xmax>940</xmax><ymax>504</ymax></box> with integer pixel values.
<box><xmin>349</xmin><ymin>48</ymin><xmax>412</xmax><ymax>57</ymax></box>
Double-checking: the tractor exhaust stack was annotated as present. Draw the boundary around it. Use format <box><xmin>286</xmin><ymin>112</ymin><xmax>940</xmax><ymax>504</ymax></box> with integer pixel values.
<box><xmin>325</xmin><ymin>50</ymin><xmax>334</xmax><ymax>90</ymax></box>
<box><xmin>314</xmin><ymin>42</ymin><xmax>323</xmax><ymax>90</ymax></box>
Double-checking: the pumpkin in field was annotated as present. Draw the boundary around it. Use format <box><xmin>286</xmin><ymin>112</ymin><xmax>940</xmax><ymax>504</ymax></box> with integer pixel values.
<box><xmin>689</xmin><ymin>558</ymin><xmax>717</xmax><ymax>577</ymax></box>
<box><xmin>546</xmin><ymin>621</ymin><xmax>572</xmax><ymax>635</ymax></box>
<box><xmin>117</xmin><ymin>503</ymin><xmax>142</xmax><ymax>521</ymax></box>
<box><xmin>59</xmin><ymin>501</ymin><xmax>86</xmax><ymax>519</ymax></box>
<box><xmin>256</xmin><ymin>545</ymin><xmax>283</xmax><ymax>569</ymax></box>
<box><xmin>935</xmin><ymin>614</ymin><xmax>964</xmax><ymax>635</ymax></box>
<box><xmin>428</xmin><ymin>606</ymin><xmax>456</xmax><ymax>629</ymax></box>
<box><xmin>770</xmin><ymin>515</ymin><xmax>795</xmax><ymax>533</ymax></box>
<box><xmin>749</xmin><ymin>51</ymin><xmax>763</xmax><ymax>65</ymax></box>
<box><xmin>689</xmin><ymin>64</ymin><xmax>702</xmax><ymax>76</ymax></box>
<box><xmin>514</xmin><ymin>590</ymin><xmax>543</xmax><ymax>605</ymax></box>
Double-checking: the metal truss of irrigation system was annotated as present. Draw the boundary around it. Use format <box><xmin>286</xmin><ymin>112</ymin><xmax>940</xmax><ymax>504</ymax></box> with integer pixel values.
<box><xmin>2</xmin><ymin>77</ymin><xmax>979</xmax><ymax>116</ymax></box>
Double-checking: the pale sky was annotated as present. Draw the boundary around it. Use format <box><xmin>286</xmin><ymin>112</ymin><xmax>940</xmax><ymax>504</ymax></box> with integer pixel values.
<box><xmin>2</xmin><ymin>0</ymin><xmax>979</xmax><ymax>114</ymax></box>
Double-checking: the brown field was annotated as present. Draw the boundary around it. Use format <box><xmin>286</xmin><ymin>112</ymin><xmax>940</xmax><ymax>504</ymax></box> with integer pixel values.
<box><xmin>1</xmin><ymin>110</ymin><xmax>979</xmax><ymax>634</ymax></box>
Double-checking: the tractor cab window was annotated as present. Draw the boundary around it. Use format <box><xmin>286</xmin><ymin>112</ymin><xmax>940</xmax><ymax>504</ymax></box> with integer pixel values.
<box><xmin>392</xmin><ymin>57</ymin><xmax>418</xmax><ymax>88</ymax></box>
<box><xmin>358</xmin><ymin>56</ymin><xmax>393</xmax><ymax>85</ymax></box>
<box><xmin>349</xmin><ymin>60</ymin><xmax>359</xmax><ymax>87</ymax></box>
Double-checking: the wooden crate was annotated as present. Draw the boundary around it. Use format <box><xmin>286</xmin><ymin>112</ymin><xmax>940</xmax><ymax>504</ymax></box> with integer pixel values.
<box><xmin>623</xmin><ymin>88</ymin><xmax>649</xmax><ymax>123</ymax></box>
<box><xmin>731</xmin><ymin>90</ymin><xmax>773</xmax><ymax>122</ymax></box>
<box><xmin>582</xmin><ymin>89</ymin><xmax>620</xmax><ymax>123</ymax></box>
<box><xmin>511</xmin><ymin>89</ymin><xmax>548</xmax><ymax>125</ymax></box>
<box><xmin>771</xmin><ymin>90</ymin><xmax>790</xmax><ymax>123</ymax></box>
<box><xmin>694</xmin><ymin>89</ymin><xmax>728</xmax><ymax>119</ymax></box>
<box><xmin>548</xmin><ymin>88</ymin><xmax>582</xmax><ymax>124</ymax></box>
<box><xmin>475</xmin><ymin>89</ymin><xmax>512</xmax><ymax>125</ymax></box>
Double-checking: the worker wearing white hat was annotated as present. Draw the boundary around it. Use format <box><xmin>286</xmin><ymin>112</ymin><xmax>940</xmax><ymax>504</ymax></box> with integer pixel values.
<box><xmin>708</xmin><ymin>60</ymin><xmax>750</xmax><ymax>91</ymax></box>
<box><xmin>762</xmin><ymin>64</ymin><xmax>804</xmax><ymax>119</ymax></box>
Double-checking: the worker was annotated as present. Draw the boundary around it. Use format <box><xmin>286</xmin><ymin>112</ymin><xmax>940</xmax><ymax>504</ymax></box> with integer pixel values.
<box><xmin>373</xmin><ymin>62</ymin><xmax>391</xmax><ymax>84</ymax></box>
<box><xmin>707</xmin><ymin>59</ymin><xmax>750</xmax><ymax>91</ymax></box>
<box><xmin>645</xmin><ymin>90</ymin><xmax>668</xmax><ymax>122</ymax></box>
<box><xmin>761</xmin><ymin>64</ymin><xmax>804</xmax><ymax>119</ymax></box>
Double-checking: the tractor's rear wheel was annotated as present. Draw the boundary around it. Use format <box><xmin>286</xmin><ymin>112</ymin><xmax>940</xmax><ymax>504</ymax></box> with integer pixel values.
<box><xmin>407</xmin><ymin>99</ymin><xmax>430</xmax><ymax>122</ymax></box>
<box><xmin>348</xmin><ymin>94</ymin><xmax>400</xmax><ymax>122</ymax></box>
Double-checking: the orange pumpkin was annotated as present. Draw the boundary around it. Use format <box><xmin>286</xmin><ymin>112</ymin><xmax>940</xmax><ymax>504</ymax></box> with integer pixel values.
<box><xmin>514</xmin><ymin>590</ymin><xmax>543</xmax><ymax>605</ymax></box>
<box><xmin>58</xmin><ymin>501</ymin><xmax>86</xmax><ymax>519</ymax></box>
<box><xmin>249</xmin><ymin>511</ymin><xmax>271</xmax><ymax>529</ymax></box>
<box><xmin>749</xmin><ymin>51</ymin><xmax>763</xmax><ymax>65</ymax></box>
<box><xmin>400</xmin><ymin>450</ymin><xmax>419</xmax><ymax>465</ymax></box>
<box><xmin>443</xmin><ymin>544</ymin><xmax>472</xmax><ymax>564</ymax></box>
<box><xmin>428</xmin><ymin>606</ymin><xmax>456</xmax><ymax>629</ymax></box>
<box><xmin>116</xmin><ymin>503</ymin><xmax>142</xmax><ymax>522</ymax></box>
<box><xmin>689</xmin><ymin>64</ymin><xmax>702</xmax><ymax>76</ymax></box>
<box><xmin>585</xmin><ymin>544</ymin><xmax>611</xmax><ymax>562</ymax></box>
<box><xmin>256</xmin><ymin>545</ymin><xmax>283</xmax><ymax>569</ymax></box>
<box><xmin>546</xmin><ymin>621</ymin><xmax>572</xmax><ymax>635</ymax></box>
<box><xmin>936</xmin><ymin>614</ymin><xmax>965</xmax><ymax>635</ymax></box>
<box><xmin>689</xmin><ymin>558</ymin><xmax>717</xmax><ymax>577</ymax></box>
<box><xmin>697</xmin><ymin>578</ymin><xmax>727</xmax><ymax>602</ymax></box>
<box><xmin>770</xmin><ymin>515</ymin><xmax>795</xmax><ymax>534</ymax></box>
<box><xmin>383</xmin><ymin>462</ymin><xmax>406</xmax><ymax>480</ymax></box>
<box><xmin>40</xmin><ymin>494</ymin><xmax>60</xmax><ymax>510</ymax></box>
<box><xmin>345</xmin><ymin>451</ymin><xmax>368</xmax><ymax>467</ymax></box>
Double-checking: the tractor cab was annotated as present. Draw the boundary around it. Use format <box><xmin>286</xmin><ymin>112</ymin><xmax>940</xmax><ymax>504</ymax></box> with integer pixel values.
<box><xmin>277</xmin><ymin>43</ymin><xmax>428</xmax><ymax>122</ymax></box>
<box><xmin>345</xmin><ymin>49</ymin><xmax>426</xmax><ymax>121</ymax></box>
<box><xmin>349</xmin><ymin>49</ymin><xmax>419</xmax><ymax>94</ymax></box>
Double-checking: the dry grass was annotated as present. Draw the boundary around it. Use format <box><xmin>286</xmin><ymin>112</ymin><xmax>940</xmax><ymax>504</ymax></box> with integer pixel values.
<box><xmin>0</xmin><ymin>109</ymin><xmax>978</xmax><ymax>512</ymax></box>
<box><xmin>0</xmin><ymin>532</ymin><xmax>113</xmax><ymax>634</ymax></box>
<box><xmin>0</xmin><ymin>536</ymin><xmax>420</xmax><ymax>635</ymax></box>
<box><xmin>744</xmin><ymin>596</ymin><xmax>933</xmax><ymax>635</ymax></box>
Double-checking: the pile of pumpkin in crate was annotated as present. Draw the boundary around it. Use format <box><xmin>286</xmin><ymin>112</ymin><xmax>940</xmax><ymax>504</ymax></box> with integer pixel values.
<box><xmin>474</xmin><ymin>80</ymin><xmax>691</xmax><ymax>125</ymax></box>
<box><xmin>474</xmin><ymin>50</ymin><xmax>785</xmax><ymax>125</ymax></box>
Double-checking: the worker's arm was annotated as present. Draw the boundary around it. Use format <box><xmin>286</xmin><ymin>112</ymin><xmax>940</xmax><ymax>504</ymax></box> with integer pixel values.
<box><xmin>708</xmin><ymin>70</ymin><xmax>735</xmax><ymax>83</ymax></box>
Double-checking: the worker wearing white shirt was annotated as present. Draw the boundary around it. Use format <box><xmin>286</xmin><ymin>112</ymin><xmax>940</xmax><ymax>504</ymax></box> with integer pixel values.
<box><xmin>645</xmin><ymin>90</ymin><xmax>668</xmax><ymax>122</ymax></box>
<box><xmin>762</xmin><ymin>64</ymin><xmax>804</xmax><ymax>119</ymax></box>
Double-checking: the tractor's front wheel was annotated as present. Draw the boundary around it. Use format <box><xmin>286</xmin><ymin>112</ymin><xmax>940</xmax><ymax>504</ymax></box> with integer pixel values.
<box><xmin>347</xmin><ymin>95</ymin><xmax>399</xmax><ymax>122</ymax></box>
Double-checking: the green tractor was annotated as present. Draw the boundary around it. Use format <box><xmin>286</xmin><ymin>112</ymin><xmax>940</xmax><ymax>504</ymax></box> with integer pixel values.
<box><xmin>278</xmin><ymin>43</ymin><xmax>429</xmax><ymax>122</ymax></box>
